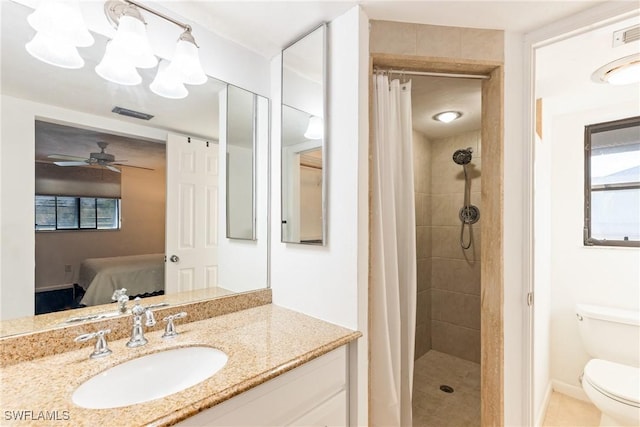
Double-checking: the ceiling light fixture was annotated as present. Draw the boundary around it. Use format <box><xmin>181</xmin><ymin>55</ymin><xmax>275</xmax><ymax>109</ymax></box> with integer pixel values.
<box><xmin>25</xmin><ymin>0</ymin><xmax>94</xmax><ymax>69</ymax></box>
<box><xmin>304</xmin><ymin>116</ymin><xmax>324</xmax><ymax>140</ymax></box>
<box><xmin>592</xmin><ymin>53</ymin><xmax>640</xmax><ymax>86</ymax></box>
<box><xmin>433</xmin><ymin>111</ymin><xmax>462</xmax><ymax>123</ymax></box>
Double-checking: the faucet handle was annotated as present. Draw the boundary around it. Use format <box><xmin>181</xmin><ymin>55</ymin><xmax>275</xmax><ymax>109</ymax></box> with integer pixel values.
<box><xmin>162</xmin><ymin>312</ymin><xmax>187</xmax><ymax>338</ymax></box>
<box><xmin>75</xmin><ymin>329</ymin><xmax>112</xmax><ymax>359</ymax></box>
<box><xmin>144</xmin><ymin>308</ymin><xmax>156</xmax><ymax>327</ymax></box>
<box><xmin>112</xmin><ymin>288</ymin><xmax>129</xmax><ymax>313</ymax></box>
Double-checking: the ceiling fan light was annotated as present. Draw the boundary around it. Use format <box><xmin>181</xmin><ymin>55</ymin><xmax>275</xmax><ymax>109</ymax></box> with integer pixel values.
<box><xmin>26</xmin><ymin>32</ymin><xmax>84</xmax><ymax>69</ymax></box>
<box><xmin>150</xmin><ymin>60</ymin><xmax>189</xmax><ymax>99</ymax></box>
<box><xmin>592</xmin><ymin>54</ymin><xmax>640</xmax><ymax>86</ymax></box>
<box><xmin>27</xmin><ymin>0</ymin><xmax>94</xmax><ymax>47</ymax></box>
<box><xmin>110</xmin><ymin>13</ymin><xmax>157</xmax><ymax>69</ymax></box>
<box><xmin>167</xmin><ymin>32</ymin><xmax>207</xmax><ymax>85</ymax></box>
<box><xmin>96</xmin><ymin>44</ymin><xmax>142</xmax><ymax>85</ymax></box>
<box><xmin>304</xmin><ymin>116</ymin><xmax>324</xmax><ymax>140</ymax></box>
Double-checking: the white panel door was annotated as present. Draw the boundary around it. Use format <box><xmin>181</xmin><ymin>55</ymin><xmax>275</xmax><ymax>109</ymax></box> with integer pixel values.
<box><xmin>165</xmin><ymin>134</ymin><xmax>219</xmax><ymax>293</ymax></box>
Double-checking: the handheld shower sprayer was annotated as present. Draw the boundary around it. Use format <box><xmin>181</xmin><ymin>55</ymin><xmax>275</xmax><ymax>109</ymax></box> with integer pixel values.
<box><xmin>453</xmin><ymin>147</ymin><xmax>479</xmax><ymax>249</ymax></box>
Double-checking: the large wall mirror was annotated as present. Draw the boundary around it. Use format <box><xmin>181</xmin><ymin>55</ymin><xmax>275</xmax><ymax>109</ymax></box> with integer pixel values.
<box><xmin>0</xmin><ymin>1</ymin><xmax>269</xmax><ymax>335</ymax></box>
<box><xmin>281</xmin><ymin>24</ymin><xmax>326</xmax><ymax>245</ymax></box>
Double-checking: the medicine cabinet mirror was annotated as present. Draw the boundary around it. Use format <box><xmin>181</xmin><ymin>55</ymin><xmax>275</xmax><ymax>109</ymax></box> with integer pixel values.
<box><xmin>281</xmin><ymin>24</ymin><xmax>326</xmax><ymax>245</ymax></box>
<box><xmin>227</xmin><ymin>85</ymin><xmax>257</xmax><ymax>240</ymax></box>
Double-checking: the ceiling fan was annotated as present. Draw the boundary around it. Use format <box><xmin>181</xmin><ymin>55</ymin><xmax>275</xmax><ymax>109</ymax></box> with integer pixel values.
<box><xmin>48</xmin><ymin>142</ymin><xmax>152</xmax><ymax>173</ymax></box>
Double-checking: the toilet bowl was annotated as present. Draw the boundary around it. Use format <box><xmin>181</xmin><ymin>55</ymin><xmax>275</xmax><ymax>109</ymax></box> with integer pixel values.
<box><xmin>581</xmin><ymin>359</ymin><xmax>640</xmax><ymax>426</ymax></box>
<box><xmin>576</xmin><ymin>304</ymin><xmax>640</xmax><ymax>427</ymax></box>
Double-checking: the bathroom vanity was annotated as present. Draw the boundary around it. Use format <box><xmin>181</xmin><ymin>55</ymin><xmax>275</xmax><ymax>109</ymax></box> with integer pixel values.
<box><xmin>0</xmin><ymin>299</ymin><xmax>360</xmax><ymax>426</ymax></box>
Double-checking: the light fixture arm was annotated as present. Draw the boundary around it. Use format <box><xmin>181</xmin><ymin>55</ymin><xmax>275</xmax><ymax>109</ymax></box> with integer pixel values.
<box><xmin>104</xmin><ymin>0</ymin><xmax>193</xmax><ymax>33</ymax></box>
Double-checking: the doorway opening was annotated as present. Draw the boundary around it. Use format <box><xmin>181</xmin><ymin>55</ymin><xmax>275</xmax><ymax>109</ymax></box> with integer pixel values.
<box><xmin>369</xmin><ymin>54</ymin><xmax>504</xmax><ymax>426</ymax></box>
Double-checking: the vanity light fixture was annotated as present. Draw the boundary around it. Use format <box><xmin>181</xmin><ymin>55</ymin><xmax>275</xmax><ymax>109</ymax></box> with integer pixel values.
<box><xmin>304</xmin><ymin>116</ymin><xmax>324</xmax><ymax>140</ymax></box>
<box><xmin>102</xmin><ymin>0</ymin><xmax>207</xmax><ymax>96</ymax></box>
<box><xmin>25</xmin><ymin>0</ymin><xmax>94</xmax><ymax>69</ymax></box>
<box><xmin>24</xmin><ymin>0</ymin><xmax>207</xmax><ymax>99</ymax></box>
<box><xmin>433</xmin><ymin>111</ymin><xmax>462</xmax><ymax>123</ymax></box>
<box><xmin>591</xmin><ymin>53</ymin><xmax>640</xmax><ymax>85</ymax></box>
<box><xmin>150</xmin><ymin>59</ymin><xmax>189</xmax><ymax>99</ymax></box>
<box><xmin>166</xmin><ymin>29</ymin><xmax>207</xmax><ymax>86</ymax></box>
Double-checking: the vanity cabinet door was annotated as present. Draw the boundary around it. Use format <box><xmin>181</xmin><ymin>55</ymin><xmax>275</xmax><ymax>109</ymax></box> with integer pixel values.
<box><xmin>177</xmin><ymin>346</ymin><xmax>347</xmax><ymax>426</ymax></box>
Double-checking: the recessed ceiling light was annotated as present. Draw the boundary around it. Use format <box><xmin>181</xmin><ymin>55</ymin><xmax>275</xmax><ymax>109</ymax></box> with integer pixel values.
<box><xmin>433</xmin><ymin>111</ymin><xmax>462</xmax><ymax>123</ymax></box>
<box><xmin>592</xmin><ymin>53</ymin><xmax>640</xmax><ymax>85</ymax></box>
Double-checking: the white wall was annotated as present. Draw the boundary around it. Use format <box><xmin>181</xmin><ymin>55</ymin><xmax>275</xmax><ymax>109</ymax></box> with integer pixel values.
<box><xmin>533</xmin><ymin>127</ymin><xmax>552</xmax><ymax>425</ymax></box>
<box><xmin>548</xmin><ymin>102</ymin><xmax>640</xmax><ymax>390</ymax></box>
<box><xmin>270</xmin><ymin>5</ymin><xmax>369</xmax><ymax>425</ymax></box>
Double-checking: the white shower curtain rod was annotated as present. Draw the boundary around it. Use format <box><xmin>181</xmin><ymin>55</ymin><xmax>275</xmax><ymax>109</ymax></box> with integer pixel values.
<box><xmin>374</xmin><ymin>68</ymin><xmax>490</xmax><ymax>80</ymax></box>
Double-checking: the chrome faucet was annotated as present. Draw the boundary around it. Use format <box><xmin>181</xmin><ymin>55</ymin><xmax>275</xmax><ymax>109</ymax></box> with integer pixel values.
<box><xmin>75</xmin><ymin>329</ymin><xmax>112</xmax><ymax>359</ymax></box>
<box><xmin>112</xmin><ymin>288</ymin><xmax>129</xmax><ymax>313</ymax></box>
<box><xmin>126</xmin><ymin>298</ymin><xmax>157</xmax><ymax>348</ymax></box>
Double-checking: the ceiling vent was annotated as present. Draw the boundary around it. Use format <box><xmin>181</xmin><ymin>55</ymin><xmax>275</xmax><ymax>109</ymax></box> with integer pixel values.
<box><xmin>613</xmin><ymin>25</ymin><xmax>640</xmax><ymax>47</ymax></box>
<box><xmin>111</xmin><ymin>106</ymin><xmax>154</xmax><ymax>121</ymax></box>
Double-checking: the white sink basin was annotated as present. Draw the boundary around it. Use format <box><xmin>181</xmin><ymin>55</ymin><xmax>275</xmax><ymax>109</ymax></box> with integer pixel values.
<box><xmin>72</xmin><ymin>346</ymin><xmax>228</xmax><ymax>409</ymax></box>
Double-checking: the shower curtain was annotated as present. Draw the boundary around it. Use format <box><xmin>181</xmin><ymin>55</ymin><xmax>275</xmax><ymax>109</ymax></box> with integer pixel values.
<box><xmin>371</xmin><ymin>73</ymin><xmax>417</xmax><ymax>426</ymax></box>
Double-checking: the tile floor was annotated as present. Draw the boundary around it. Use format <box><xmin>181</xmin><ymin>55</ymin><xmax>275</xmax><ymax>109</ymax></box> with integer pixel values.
<box><xmin>542</xmin><ymin>391</ymin><xmax>601</xmax><ymax>426</ymax></box>
<box><xmin>412</xmin><ymin>350</ymin><xmax>480</xmax><ymax>427</ymax></box>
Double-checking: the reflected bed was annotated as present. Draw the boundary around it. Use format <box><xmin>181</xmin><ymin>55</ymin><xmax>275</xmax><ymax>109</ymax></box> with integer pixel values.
<box><xmin>78</xmin><ymin>254</ymin><xmax>165</xmax><ymax>306</ymax></box>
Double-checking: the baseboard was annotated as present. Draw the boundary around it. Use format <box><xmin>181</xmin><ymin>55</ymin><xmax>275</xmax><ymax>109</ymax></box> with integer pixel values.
<box><xmin>535</xmin><ymin>382</ymin><xmax>553</xmax><ymax>427</ymax></box>
<box><xmin>552</xmin><ymin>379</ymin><xmax>590</xmax><ymax>402</ymax></box>
<box><xmin>35</xmin><ymin>283</ymin><xmax>75</xmax><ymax>292</ymax></box>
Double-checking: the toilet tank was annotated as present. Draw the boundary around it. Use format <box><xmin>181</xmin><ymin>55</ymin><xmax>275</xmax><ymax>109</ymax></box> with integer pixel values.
<box><xmin>576</xmin><ymin>304</ymin><xmax>640</xmax><ymax>367</ymax></box>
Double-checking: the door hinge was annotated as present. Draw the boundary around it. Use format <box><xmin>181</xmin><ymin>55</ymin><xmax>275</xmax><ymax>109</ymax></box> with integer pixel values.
<box><xmin>527</xmin><ymin>292</ymin><xmax>534</xmax><ymax>306</ymax></box>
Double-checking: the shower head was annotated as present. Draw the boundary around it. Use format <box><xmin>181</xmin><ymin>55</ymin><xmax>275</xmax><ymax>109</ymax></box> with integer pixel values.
<box><xmin>452</xmin><ymin>148</ymin><xmax>473</xmax><ymax>165</ymax></box>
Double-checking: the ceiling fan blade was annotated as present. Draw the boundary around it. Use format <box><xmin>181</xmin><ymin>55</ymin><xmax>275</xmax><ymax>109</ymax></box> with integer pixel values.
<box><xmin>105</xmin><ymin>165</ymin><xmax>121</xmax><ymax>173</ymax></box>
<box><xmin>54</xmin><ymin>161</ymin><xmax>89</xmax><ymax>166</ymax></box>
<box><xmin>114</xmin><ymin>164</ymin><xmax>155</xmax><ymax>171</ymax></box>
<box><xmin>48</xmin><ymin>154</ymin><xmax>88</xmax><ymax>161</ymax></box>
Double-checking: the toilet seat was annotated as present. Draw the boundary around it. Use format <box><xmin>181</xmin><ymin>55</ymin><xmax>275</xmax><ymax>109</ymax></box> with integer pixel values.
<box><xmin>583</xmin><ymin>359</ymin><xmax>640</xmax><ymax>408</ymax></box>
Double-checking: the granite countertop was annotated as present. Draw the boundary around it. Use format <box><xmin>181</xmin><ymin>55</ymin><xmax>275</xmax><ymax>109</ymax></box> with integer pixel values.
<box><xmin>0</xmin><ymin>305</ymin><xmax>361</xmax><ymax>427</ymax></box>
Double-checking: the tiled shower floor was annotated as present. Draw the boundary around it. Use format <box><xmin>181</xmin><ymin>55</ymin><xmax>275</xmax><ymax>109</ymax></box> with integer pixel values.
<box><xmin>413</xmin><ymin>350</ymin><xmax>481</xmax><ymax>427</ymax></box>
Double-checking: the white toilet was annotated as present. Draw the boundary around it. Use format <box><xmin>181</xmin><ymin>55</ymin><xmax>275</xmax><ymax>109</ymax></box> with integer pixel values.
<box><xmin>576</xmin><ymin>304</ymin><xmax>640</xmax><ymax>426</ymax></box>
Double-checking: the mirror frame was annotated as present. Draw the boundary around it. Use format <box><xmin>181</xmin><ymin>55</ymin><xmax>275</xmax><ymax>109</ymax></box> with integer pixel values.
<box><xmin>280</xmin><ymin>23</ymin><xmax>327</xmax><ymax>246</ymax></box>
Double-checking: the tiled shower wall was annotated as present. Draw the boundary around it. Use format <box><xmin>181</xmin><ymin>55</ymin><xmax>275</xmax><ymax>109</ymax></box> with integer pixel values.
<box><xmin>414</xmin><ymin>129</ymin><xmax>482</xmax><ymax>363</ymax></box>
<box><xmin>413</xmin><ymin>130</ymin><xmax>432</xmax><ymax>359</ymax></box>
